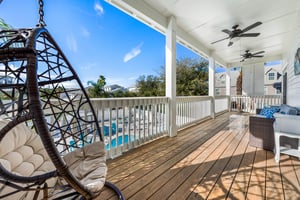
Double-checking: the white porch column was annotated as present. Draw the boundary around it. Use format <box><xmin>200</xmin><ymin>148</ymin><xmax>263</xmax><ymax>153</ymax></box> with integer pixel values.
<box><xmin>208</xmin><ymin>56</ymin><xmax>215</xmax><ymax>118</ymax></box>
<box><xmin>166</xmin><ymin>16</ymin><xmax>177</xmax><ymax>137</ymax></box>
<box><xmin>225</xmin><ymin>67</ymin><xmax>231</xmax><ymax>96</ymax></box>
<box><xmin>225</xmin><ymin>67</ymin><xmax>231</xmax><ymax>111</ymax></box>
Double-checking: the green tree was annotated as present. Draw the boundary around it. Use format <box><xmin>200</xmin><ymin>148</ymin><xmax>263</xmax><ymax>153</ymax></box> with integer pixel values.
<box><xmin>112</xmin><ymin>90</ymin><xmax>137</xmax><ymax>98</ymax></box>
<box><xmin>0</xmin><ymin>18</ymin><xmax>11</xmax><ymax>30</ymax></box>
<box><xmin>136</xmin><ymin>75</ymin><xmax>164</xmax><ymax>96</ymax></box>
<box><xmin>87</xmin><ymin>75</ymin><xmax>110</xmax><ymax>98</ymax></box>
<box><xmin>176</xmin><ymin>58</ymin><xmax>208</xmax><ymax>96</ymax></box>
<box><xmin>135</xmin><ymin>57</ymin><xmax>209</xmax><ymax>97</ymax></box>
<box><xmin>40</xmin><ymin>86</ymin><xmax>64</xmax><ymax>99</ymax></box>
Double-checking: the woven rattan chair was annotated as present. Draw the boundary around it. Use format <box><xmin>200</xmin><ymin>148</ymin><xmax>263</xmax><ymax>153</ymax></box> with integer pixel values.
<box><xmin>0</xmin><ymin>28</ymin><xmax>124</xmax><ymax>199</ymax></box>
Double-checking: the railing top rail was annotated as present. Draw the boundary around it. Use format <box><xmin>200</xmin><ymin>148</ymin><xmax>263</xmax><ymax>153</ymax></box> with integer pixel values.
<box><xmin>176</xmin><ymin>96</ymin><xmax>213</xmax><ymax>102</ymax></box>
<box><xmin>89</xmin><ymin>97</ymin><xmax>169</xmax><ymax>108</ymax></box>
<box><xmin>231</xmin><ymin>95</ymin><xmax>281</xmax><ymax>98</ymax></box>
<box><xmin>90</xmin><ymin>97</ymin><xmax>169</xmax><ymax>101</ymax></box>
<box><xmin>214</xmin><ymin>95</ymin><xmax>230</xmax><ymax>100</ymax></box>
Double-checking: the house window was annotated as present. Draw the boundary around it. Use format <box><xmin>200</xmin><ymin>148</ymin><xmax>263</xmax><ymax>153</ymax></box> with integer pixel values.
<box><xmin>268</xmin><ymin>72</ymin><xmax>275</xmax><ymax>80</ymax></box>
<box><xmin>276</xmin><ymin>88</ymin><xmax>281</xmax><ymax>94</ymax></box>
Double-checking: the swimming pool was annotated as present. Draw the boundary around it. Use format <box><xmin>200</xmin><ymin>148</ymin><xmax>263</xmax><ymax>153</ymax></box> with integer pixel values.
<box><xmin>105</xmin><ymin>135</ymin><xmax>134</xmax><ymax>150</ymax></box>
<box><xmin>103</xmin><ymin>122</ymin><xmax>122</xmax><ymax>136</ymax></box>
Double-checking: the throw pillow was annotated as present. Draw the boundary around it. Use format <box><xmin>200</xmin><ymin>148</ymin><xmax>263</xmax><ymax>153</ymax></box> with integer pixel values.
<box><xmin>259</xmin><ymin>106</ymin><xmax>279</xmax><ymax>118</ymax></box>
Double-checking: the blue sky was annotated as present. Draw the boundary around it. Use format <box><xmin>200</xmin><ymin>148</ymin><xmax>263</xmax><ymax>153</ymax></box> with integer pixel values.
<box><xmin>0</xmin><ymin>0</ymin><xmax>202</xmax><ymax>87</ymax></box>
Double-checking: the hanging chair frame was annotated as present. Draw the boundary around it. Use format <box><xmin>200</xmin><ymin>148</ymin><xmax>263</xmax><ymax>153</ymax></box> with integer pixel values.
<box><xmin>0</xmin><ymin>4</ymin><xmax>124</xmax><ymax>198</ymax></box>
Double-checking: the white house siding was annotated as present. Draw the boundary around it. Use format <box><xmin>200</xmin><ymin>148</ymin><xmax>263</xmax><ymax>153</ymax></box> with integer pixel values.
<box><xmin>242</xmin><ymin>62</ymin><xmax>264</xmax><ymax>96</ymax></box>
<box><xmin>284</xmin><ymin>33</ymin><xmax>300</xmax><ymax>107</ymax></box>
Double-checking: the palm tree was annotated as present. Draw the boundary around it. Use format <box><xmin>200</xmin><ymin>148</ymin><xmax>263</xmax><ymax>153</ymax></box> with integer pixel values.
<box><xmin>236</xmin><ymin>70</ymin><xmax>242</xmax><ymax>95</ymax></box>
<box><xmin>236</xmin><ymin>69</ymin><xmax>243</xmax><ymax>112</ymax></box>
<box><xmin>87</xmin><ymin>75</ymin><xmax>110</xmax><ymax>98</ymax></box>
<box><xmin>0</xmin><ymin>18</ymin><xmax>11</xmax><ymax>30</ymax></box>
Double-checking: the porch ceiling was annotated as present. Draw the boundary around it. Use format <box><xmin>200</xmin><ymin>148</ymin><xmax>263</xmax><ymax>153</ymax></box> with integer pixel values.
<box><xmin>106</xmin><ymin>0</ymin><xmax>300</xmax><ymax>67</ymax></box>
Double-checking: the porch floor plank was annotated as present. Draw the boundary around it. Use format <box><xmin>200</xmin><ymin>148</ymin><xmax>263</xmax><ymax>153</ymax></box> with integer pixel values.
<box><xmin>96</xmin><ymin>112</ymin><xmax>300</xmax><ymax>200</ymax></box>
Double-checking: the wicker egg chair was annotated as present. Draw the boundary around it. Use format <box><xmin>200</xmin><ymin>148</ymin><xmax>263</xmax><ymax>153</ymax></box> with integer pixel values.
<box><xmin>0</xmin><ymin>26</ymin><xmax>124</xmax><ymax>199</ymax></box>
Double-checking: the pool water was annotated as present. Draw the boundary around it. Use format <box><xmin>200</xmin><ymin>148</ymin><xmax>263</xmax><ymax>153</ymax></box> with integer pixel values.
<box><xmin>103</xmin><ymin>122</ymin><xmax>122</xmax><ymax>136</ymax></box>
<box><xmin>106</xmin><ymin>135</ymin><xmax>134</xmax><ymax>150</ymax></box>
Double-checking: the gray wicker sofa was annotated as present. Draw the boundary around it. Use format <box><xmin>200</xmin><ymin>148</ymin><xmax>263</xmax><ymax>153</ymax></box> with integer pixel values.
<box><xmin>249</xmin><ymin>105</ymin><xmax>299</xmax><ymax>151</ymax></box>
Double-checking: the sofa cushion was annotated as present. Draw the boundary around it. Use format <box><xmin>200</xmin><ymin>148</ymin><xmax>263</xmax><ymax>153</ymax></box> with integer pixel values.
<box><xmin>273</xmin><ymin>113</ymin><xmax>300</xmax><ymax>134</ymax></box>
<box><xmin>279</xmin><ymin>104</ymin><xmax>298</xmax><ymax>115</ymax></box>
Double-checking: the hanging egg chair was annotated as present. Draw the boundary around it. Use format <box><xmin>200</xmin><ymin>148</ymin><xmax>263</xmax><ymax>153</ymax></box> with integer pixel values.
<box><xmin>0</xmin><ymin>1</ymin><xmax>124</xmax><ymax>199</ymax></box>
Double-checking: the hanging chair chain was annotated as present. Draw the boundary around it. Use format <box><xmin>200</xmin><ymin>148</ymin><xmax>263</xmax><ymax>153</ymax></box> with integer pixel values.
<box><xmin>37</xmin><ymin>0</ymin><xmax>46</xmax><ymax>27</ymax></box>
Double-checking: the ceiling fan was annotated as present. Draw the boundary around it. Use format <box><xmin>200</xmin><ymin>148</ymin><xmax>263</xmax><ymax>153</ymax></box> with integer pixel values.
<box><xmin>240</xmin><ymin>50</ymin><xmax>265</xmax><ymax>62</ymax></box>
<box><xmin>211</xmin><ymin>21</ymin><xmax>262</xmax><ymax>46</ymax></box>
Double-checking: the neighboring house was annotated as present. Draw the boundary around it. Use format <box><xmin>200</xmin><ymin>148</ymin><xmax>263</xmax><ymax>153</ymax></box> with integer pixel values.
<box><xmin>215</xmin><ymin>70</ymin><xmax>240</xmax><ymax>96</ymax></box>
<box><xmin>216</xmin><ymin>64</ymin><xmax>282</xmax><ymax>96</ymax></box>
<box><xmin>264</xmin><ymin>64</ymin><xmax>282</xmax><ymax>95</ymax></box>
<box><xmin>104</xmin><ymin>84</ymin><xmax>126</xmax><ymax>93</ymax></box>
<box><xmin>127</xmin><ymin>85</ymin><xmax>138</xmax><ymax>93</ymax></box>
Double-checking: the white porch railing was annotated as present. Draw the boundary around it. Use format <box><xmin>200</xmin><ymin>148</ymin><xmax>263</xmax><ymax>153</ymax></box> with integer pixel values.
<box><xmin>215</xmin><ymin>96</ymin><xmax>230</xmax><ymax>115</ymax></box>
<box><xmin>45</xmin><ymin>95</ymin><xmax>279</xmax><ymax>159</ymax></box>
<box><xmin>176</xmin><ymin>96</ymin><xmax>229</xmax><ymax>129</ymax></box>
<box><xmin>90</xmin><ymin>97</ymin><xmax>169</xmax><ymax>158</ymax></box>
<box><xmin>65</xmin><ymin>96</ymin><xmax>230</xmax><ymax>159</ymax></box>
<box><xmin>230</xmin><ymin>95</ymin><xmax>282</xmax><ymax>113</ymax></box>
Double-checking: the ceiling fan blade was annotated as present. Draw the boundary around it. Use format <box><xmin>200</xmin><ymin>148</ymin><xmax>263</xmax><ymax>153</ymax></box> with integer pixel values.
<box><xmin>241</xmin><ymin>21</ymin><xmax>262</xmax><ymax>33</ymax></box>
<box><xmin>252</xmin><ymin>51</ymin><xmax>265</xmax><ymax>55</ymax></box>
<box><xmin>222</xmin><ymin>29</ymin><xmax>232</xmax><ymax>35</ymax></box>
<box><xmin>239</xmin><ymin>33</ymin><xmax>260</xmax><ymax>37</ymax></box>
<box><xmin>211</xmin><ymin>36</ymin><xmax>230</xmax><ymax>44</ymax></box>
<box><xmin>252</xmin><ymin>55</ymin><xmax>264</xmax><ymax>57</ymax></box>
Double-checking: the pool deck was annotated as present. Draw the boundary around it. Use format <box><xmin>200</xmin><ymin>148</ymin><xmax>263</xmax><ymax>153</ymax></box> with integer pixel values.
<box><xmin>97</xmin><ymin>112</ymin><xmax>300</xmax><ymax>200</ymax></box>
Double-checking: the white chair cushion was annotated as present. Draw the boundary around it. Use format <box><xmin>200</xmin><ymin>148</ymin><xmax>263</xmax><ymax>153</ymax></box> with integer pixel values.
<box><xmin>63</xmin><ymin>141</ymin><xmax>107</xmax><ymax>193</ymax></box>
<box><xmin>273</xmin><ymin>113</ymin><xmax>300</xmax><ymax>134</ymax></box>
<box><xmin>0</xmin><ymin>119</ymin><xmax>57</xmax><ymax>199</ymax></box>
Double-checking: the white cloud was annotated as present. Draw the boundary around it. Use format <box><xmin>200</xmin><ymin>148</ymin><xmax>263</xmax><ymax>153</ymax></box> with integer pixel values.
<box><xmin>128</xmin><ymin>76</ymin><xmax>137</xmax><ymax>80</ymax></box>
<box><xmin>80</xmin><ymin>62</ymin><xmax>98</xmax><ymax>70</ymax></box>
<box><xmin>66</xmin><ymin>34</ymin><xmax>77</xmax><ymax>52</ymax></box>
<box><xmin>94</xmin><ymin>2</ymin><xmax>104</xmax><ymax>16</ymax></box>
<box><xmin>123</xmin><ymin>42</ymin><xmax>143</xmax><ymax>63</ymax></box>
<box><xmin>81</xmin><ymin>27</ymin><xmax>90</xmax><ymax>37</ymax></box>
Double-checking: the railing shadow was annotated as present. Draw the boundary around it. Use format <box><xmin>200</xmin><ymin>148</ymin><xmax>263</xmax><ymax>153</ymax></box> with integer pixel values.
<box><xmin>183</xmin><ymin>139</ymin><xmax>300</xmax><ymax>199</ymax></box>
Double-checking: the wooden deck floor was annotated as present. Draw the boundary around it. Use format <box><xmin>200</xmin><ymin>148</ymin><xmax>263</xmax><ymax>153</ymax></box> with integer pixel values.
<box><xmin>97</xmin><ymin>112</ymin><xmax>300</xmax><ymax>200</ymax></box>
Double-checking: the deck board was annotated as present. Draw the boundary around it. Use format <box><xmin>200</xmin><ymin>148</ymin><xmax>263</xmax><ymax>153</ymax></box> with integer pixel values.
<box><xmin>96</xmin><ymin>112</ymin><xmax>300</xmax><ymax>200</ymax></box>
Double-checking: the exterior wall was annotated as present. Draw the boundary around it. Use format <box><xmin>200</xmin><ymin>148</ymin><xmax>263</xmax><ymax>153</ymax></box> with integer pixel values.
<box><xmin>242</xmin><ymin>62</ymin><xmax>264</xmax><ymax>96</ymax></box>
<box><xmin>264</xmin><ymin>64</ymin><xmax>282</xmax><ymax>95</ymax></box>
<box><xmin>284</xmin><ymin>41</ymin><xmax>300</xmax><ymax>107</ymax></box>
<box><xmin>215</xmin><ymin>70</ymin><xmax>239</xmax><ymax>96</ymax></box>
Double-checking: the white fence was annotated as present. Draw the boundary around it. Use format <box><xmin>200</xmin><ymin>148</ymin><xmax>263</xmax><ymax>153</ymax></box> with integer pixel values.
<box><xmin>230</xmin><ymin>95</ymin><xmax>282</xmax><ymax>113</ymax></box>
